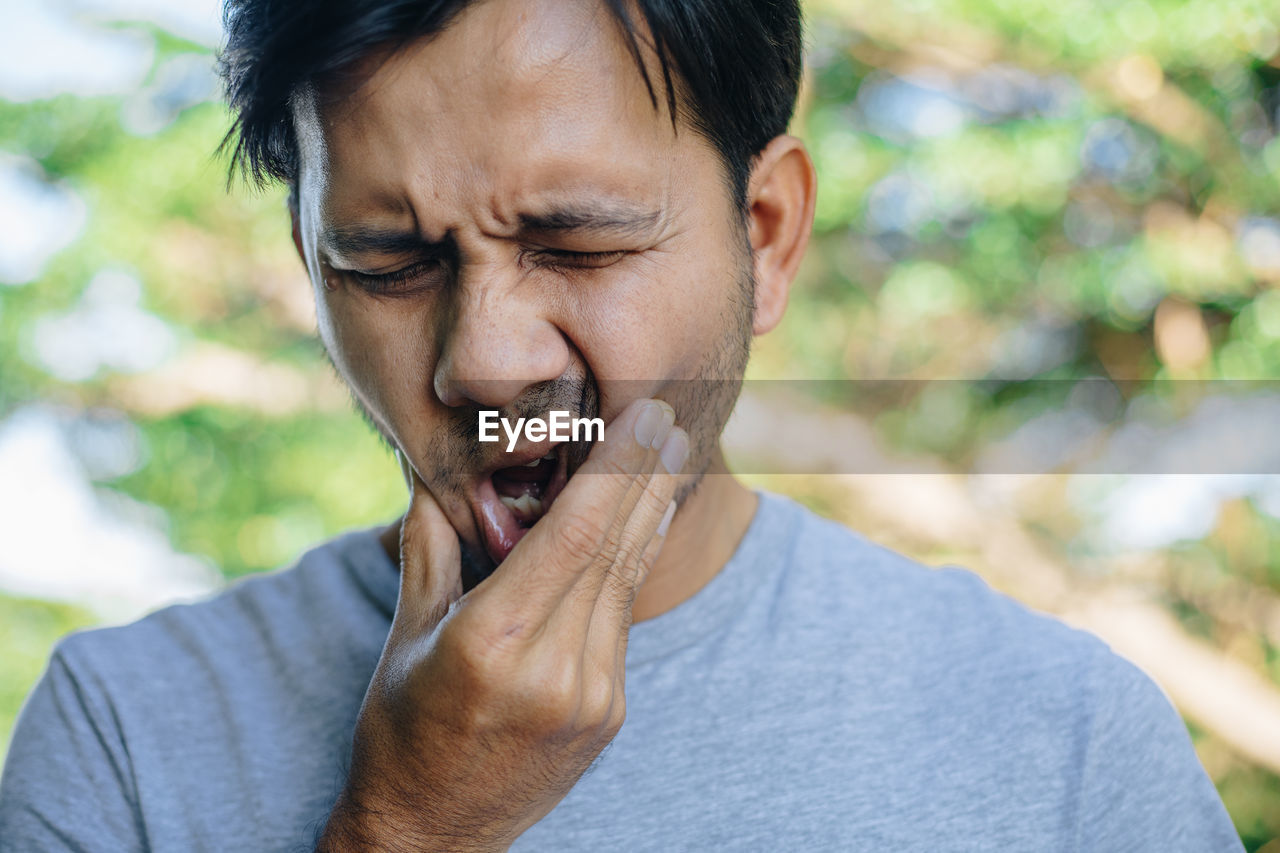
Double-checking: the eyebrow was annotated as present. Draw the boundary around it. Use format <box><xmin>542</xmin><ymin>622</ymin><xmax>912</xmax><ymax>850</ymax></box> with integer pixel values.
<box><xmin>516</xmin><ymin>202</ymin><xmax>662</xmax><ymax>239</ymax></box>
<box><xmin>320</xmin><ymin>226</ymin><xmax>444</xmax><ymax>261</ymax></box>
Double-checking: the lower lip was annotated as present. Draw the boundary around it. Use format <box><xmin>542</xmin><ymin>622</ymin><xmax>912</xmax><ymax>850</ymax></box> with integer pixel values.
<box><xmin>472</xmin><ymin>448</ymin><xmax>570</xmax><ymax>566</ymax></box>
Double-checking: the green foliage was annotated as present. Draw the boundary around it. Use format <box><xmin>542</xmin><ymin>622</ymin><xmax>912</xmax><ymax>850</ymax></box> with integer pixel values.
<box><xmin>118</xmin><ymin>407</ymin><xmax>404</xmax><ymax>578</ymax></box>
<box><xmin>0</xmin><ymin>595</ymin><xmax>95</xmax><ymax>757</ymax></box>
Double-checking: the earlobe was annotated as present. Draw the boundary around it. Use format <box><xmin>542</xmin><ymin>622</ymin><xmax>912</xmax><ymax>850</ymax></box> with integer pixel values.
<box><xmin>745</xmin><ymin>135</ymin><xmax>817</xmax><ymax>336</ymax></box>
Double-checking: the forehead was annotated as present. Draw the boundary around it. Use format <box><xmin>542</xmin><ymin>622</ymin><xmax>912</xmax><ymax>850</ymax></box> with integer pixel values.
<box><xmin>293</xmin><ymin>0</ymin><xmax>694</xmax><ymax>231</ymax></box>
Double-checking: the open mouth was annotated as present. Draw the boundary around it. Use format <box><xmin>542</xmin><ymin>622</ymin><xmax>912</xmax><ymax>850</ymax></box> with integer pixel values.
<box><xmin>473</xmin><ymin>443</ymin><xmax>570</xmax><ymax>565</ymax></box>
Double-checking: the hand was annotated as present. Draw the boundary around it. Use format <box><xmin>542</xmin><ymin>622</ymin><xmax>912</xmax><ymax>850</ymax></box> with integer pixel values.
<box><xmin>318</xmin><ymin>398</ymin><xmax>688</xmax><ymax>852</ymax></box>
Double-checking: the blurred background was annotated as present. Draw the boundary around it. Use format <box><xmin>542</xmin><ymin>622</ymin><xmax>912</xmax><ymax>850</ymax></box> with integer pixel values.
<box><xmin>1</xmin><ymin>0</ymin><xmax>1279</xmax><ymax>845</ymax></box>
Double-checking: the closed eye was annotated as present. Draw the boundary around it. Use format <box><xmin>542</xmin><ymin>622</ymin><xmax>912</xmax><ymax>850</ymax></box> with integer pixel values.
<box><xmin>346</xmin><ymin>258</ymin><xmax>447</xmax><ymax>294</ymax></box>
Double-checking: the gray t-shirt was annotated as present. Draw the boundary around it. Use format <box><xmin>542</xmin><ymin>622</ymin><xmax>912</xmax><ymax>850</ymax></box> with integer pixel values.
<box><xmin>0</xmin><ymin>491</ymin><xmax>1243</xmax><ymax>851</ymax></box>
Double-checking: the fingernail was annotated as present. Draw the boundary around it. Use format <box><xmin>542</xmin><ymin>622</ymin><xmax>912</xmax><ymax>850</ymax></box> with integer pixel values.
<box><xmin>633</xmin><ymin>401</ymin><xmax>663</xmax><ymax>447</ymax></box>
<box><xmin>659</xmin><ymin>428</ymin><xmax>689</xmax><ymax>473</ymax></box>
<box><xmin>657</xmin><ymin>500</ymin><xmax>677</xmax><ymax>536</ymax></box>
<box><xmin>650</xmin><ymin>401</ymin><xmax>676</xmax><ymax>450</ymax></box>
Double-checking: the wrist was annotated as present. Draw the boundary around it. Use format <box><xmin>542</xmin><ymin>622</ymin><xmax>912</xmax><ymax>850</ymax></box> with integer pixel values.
<box><xmin>316</xmin><ymin>785</ymin><xmax>510</xmax><ymax>853</ymax></box>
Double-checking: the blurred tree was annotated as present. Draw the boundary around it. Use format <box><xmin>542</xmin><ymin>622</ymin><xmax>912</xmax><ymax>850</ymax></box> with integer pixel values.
<box><xmin>1</xmin><ymin>1</ymin><xmax>1278</xmax><ymax>846</ymax></box>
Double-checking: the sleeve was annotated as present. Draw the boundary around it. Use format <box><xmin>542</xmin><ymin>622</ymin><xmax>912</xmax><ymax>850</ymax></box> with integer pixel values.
<box><xmin>0</xmin><ymin>642</ymin><xmax>146</xmax><ymax>852</ymax></box>
<box><xmin>1075</xmin><ymin>652</ymin><xmax>1244</xmax><ymax>853</ymax></box>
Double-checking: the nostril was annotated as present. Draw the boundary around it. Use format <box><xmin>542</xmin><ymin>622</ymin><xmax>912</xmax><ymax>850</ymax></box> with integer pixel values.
<box><xmin>434</xmin><ymin>376</ymin><xmax>544</xmax><ymax>410</ymax></box>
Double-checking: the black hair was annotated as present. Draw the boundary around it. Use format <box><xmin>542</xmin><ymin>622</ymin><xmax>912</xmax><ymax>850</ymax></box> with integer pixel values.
<box><xmin>217</xmin><ymin>0</ymin><xmax>802</xmax><ymax>214</ymax></box>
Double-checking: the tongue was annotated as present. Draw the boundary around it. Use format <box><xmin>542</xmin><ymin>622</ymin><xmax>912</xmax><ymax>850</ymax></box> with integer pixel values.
<box><xmin>477</xmin><ymin>477</ymin><xmax>529</xmax><ymax>564</ymax></box>
<box><xmin>479</xmin><ymin>458</ymin><xmax>562</xmax><ymax>564</ymax></box>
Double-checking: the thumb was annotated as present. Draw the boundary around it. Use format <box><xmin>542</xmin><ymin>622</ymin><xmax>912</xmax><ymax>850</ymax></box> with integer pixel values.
<box><xmin>394</xmin><ymin>455</ymin><xmax>464</xmax><ymax>637</ymax></box>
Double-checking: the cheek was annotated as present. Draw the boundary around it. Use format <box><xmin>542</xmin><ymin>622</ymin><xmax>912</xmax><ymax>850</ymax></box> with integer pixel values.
<box><xmin>315</xmin><ymin>289</ymin><xmax>433</xmax><ymax>421</ymax></box>
<box><xmin>572</xmin><ymin>253</ymin><xmax>736</xmax><ymax>382</ymax></box>
<box><xmin>562</xmin><ymin>273</ymin><xmax>671</xmax><ymax>381</ymax></box>
<box><xmin>314</xmin><ymin>289</ymin><xmax>370</xmax><ymax>381</ymax></box>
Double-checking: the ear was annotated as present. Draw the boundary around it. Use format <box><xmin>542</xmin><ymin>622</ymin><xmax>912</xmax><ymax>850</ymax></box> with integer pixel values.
<box><xmin>744</xmin><ymin>135</ymin><xmax>817</xmax><ymax>336</ymax></box>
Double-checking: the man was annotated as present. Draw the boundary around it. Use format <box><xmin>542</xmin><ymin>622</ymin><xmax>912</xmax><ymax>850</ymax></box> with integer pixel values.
<box><xmin>0</xmin><ymin>0</ymin><xmax>1244</xmax><ymax>850</ymax></box>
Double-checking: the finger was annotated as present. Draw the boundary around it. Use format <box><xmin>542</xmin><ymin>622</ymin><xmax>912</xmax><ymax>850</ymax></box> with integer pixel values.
<box><xmin>394</xmin><ymin>464</ymin><xmax>464</xmax><ymax>638</ymax></box>
<box><xmin>580</xmin><ymin>429</ymin><xmax>684</xmax><ymax>682</ymax></box>
<box><xmin>603</xmin><ymin>424</ymin><xmax>685</xmax><ymax>606</ymax></box>
<box><xmin>538</xmin><ymin>409</ymin><xmax>673</xmax><ymax>688</ymax></box>
<box><xmin>558</xmin><ymin>404</ymin><xmax>674</xmax><ymax>613</ymax></box>
<box><xmin>606</xmin><ymin>496</ymin><xmax>677</xmax><ymax>694</ymax></box>
<box><xmin>486</xmin><ymin>398</ymin><xmax>674</xmax><ymax>618</ymax></box>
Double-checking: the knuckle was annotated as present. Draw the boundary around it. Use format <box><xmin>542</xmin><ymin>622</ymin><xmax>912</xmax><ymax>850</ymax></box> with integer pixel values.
<box><xmin>442</xmin><ymin>621</ymin><xmax>517</xmax><ymax>687</ymax></box>
<box><xmin>615</xmin><ymin>524</ymin><xmax>649</xmax><ymax>564</ymax></box>
<box><xmin>545</xmin><ymin>656</ymin><xmax>581</xmax><ymax>710</ymax></box>
<box><xmin>517</xmin><ymin>657</ymin><xmax>580</xmax><ymax>727</ymax></box>
<box><xmin>450</xmin><ymin>638</ymin><xmax>501</xmax><ymax>688</ymax></box>
<box><xmin>637</xmin><ymin>480</ymin><xmax>672</xmax><ymax>517</ymax></box>
<box><xmin>580</xmin><ymin>676</ymin><xmax>616</xmax><ymax>725</ymax></box>
<box><xmin>597</xmin><ymin>457</ymin><xmax>636</xmax><ymax>480</ymax></box>
<box><xmin>553</xmin><ymin>511</ymin><xmax>608</xmax><ymax>564</ymax></box>
<box><xmin>604</xmin><ymin>699</ymin><xmax>627</xmax><ymax>737</ymax></box>
<box><xmin>608</xmin><ymin>526</ymin><xmax>650</xmax><ymax>585</ymax></box>
<box><xmin>600</xmin><ymin>560</ymin><xmax>640</xmax><ymax>610</ymax></box>
<box><xmin>634</xmin><ymin>542</ymin><xmax>660</xmax><ymax>580</ymax></box>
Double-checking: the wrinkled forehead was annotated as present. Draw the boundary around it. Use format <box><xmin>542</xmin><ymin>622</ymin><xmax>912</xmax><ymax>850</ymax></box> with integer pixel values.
<box><xmin>289</xmin><ymin>0</ymin><xmax>692</xmax><ymax>228</ymax></box>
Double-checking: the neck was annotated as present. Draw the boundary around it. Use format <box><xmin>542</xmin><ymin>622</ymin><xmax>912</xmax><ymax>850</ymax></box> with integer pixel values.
<box><xmin>379</xmin><ymin>447</ymin><xmax>758</xmax><ymax>622</ymax></box>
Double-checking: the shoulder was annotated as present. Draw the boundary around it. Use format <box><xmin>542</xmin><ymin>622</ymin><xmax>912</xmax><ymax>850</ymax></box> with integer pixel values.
<box><xmin>50</xmin><ymin>526</ymin><xmax>395</xmax><ymax>698</ymax></box>
<box><xmin>2</xmin><ymin>529</ymin><xmax>395</xmax><ymax>851</ymax></box>
<box><xmin>765</xmin><ymin>489</ymin><xmax>1108</xmax><ymax>668</ymax></box>
<box><xmin>758</xmin><ymin>491</ymin><xmax>1240</xmax><ymax>848</ymax></box>
<box><xmin>757</xmin><ymin>491</ymin><xmax>1166</xmax><ymax>749</ymax></box>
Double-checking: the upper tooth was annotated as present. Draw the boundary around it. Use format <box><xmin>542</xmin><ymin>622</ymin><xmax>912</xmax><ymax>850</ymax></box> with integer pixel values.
<box><xmin>499</xmin><ymin>494</ymin><xmax>544</xmax><ymax>517</ymax></box>
<box><xmin>523</xmin><ymin>458</ymin><xmax>542</xmax><ymax>467</ymax></box>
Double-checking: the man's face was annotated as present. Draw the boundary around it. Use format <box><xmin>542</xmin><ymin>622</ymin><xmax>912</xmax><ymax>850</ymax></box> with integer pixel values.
<box><xmin>291</xmin><ymin>0</ymin><xmax>754</xmax><ymax>582</ymax></box>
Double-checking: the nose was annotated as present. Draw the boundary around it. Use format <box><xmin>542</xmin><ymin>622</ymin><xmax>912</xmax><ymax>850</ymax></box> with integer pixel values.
<box><xmin>433</xmin><ymin>271</ymin><xmax>570</xmax><ymax>410</ymax></box>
